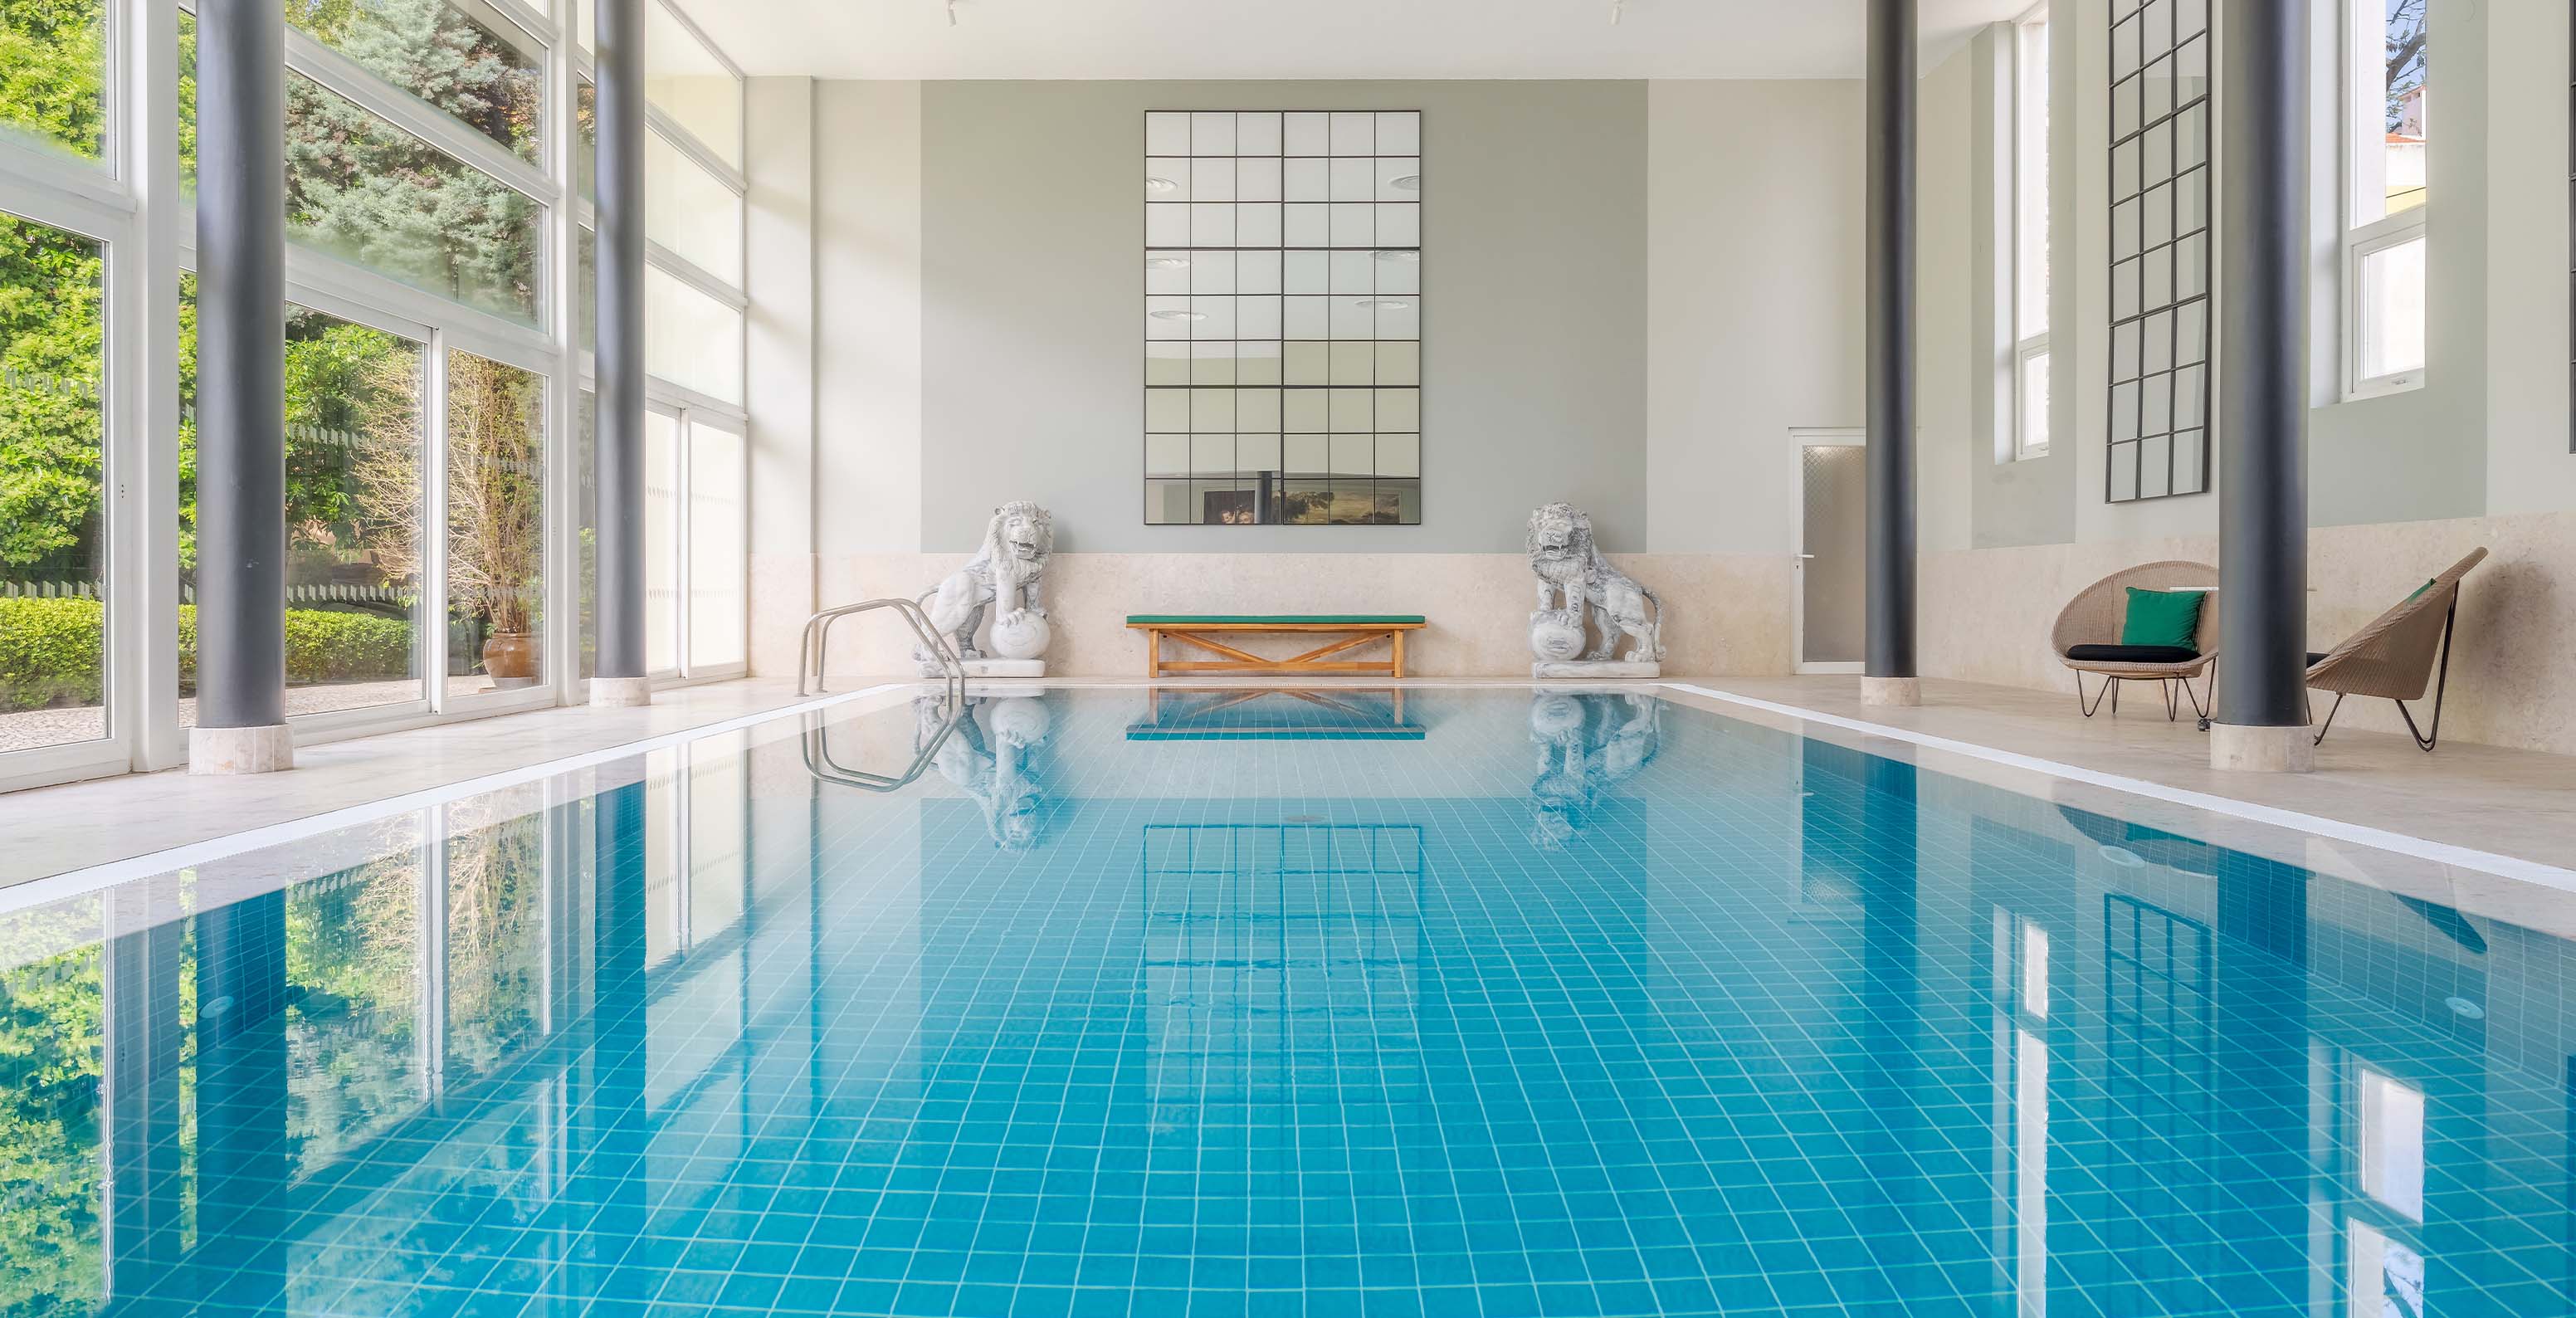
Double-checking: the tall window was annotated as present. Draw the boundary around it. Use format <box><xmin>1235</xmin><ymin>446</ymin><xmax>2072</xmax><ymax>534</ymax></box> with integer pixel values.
<box><xmin>2011</xmin><ymin>4</ymin><xmax>2052</xmax><ymax>460</ymax></box>
<box><xmin>2105</xmin><ymin>0</ymin><xmax>2213</xmax><ymax>502</ymax></box>
<box><xmin>583</xmin><ymin>0</ymin><xmax>746</xmax><ymax>681</ymax></box>
<box><xmin>2344</xmin><ymin>0</ymin><xmax>2428</xmax><ymax>395</ymax></box>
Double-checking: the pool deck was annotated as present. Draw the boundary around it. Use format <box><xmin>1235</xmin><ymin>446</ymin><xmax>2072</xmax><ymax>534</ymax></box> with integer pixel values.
<box><xmin>2</xmin><ymin>674</ymin><xmax>2568</xmax><ymax>920</ymax></box>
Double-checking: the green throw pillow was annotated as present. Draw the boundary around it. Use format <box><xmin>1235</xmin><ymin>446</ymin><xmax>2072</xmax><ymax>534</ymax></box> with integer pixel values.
<box><xmin>2120</xmin><ymin>587</ymin><xmax>2203</xmax><ymax>651</ymax></box>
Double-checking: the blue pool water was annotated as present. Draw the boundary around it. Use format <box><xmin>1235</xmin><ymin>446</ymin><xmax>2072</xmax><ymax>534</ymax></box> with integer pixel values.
<box><xmin>1</xmin><ymin>688</ymin><xmax>2568</xmax><ymax>1316</ymax></box>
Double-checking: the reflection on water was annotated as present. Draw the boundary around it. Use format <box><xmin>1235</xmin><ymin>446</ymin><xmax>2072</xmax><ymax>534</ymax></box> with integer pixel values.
<box><xmin>0</xmin><ymin>691</ymin><xmax>2564</xmax><ymax>1317</ymax></box>
<box><xmin>1528</xmin><ymin>690</ymin><xmax>1659</xmax><ymax>847</ymax></box>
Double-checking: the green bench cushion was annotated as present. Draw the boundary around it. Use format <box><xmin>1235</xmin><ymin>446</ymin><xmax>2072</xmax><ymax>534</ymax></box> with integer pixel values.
<box><xmin>1126</xmin><ymin>614</ymin><xmax>1426</xmax><ymax>626</ymax></box>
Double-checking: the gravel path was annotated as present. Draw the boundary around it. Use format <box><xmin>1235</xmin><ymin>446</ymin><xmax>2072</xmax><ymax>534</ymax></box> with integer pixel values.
<box><xmin>0</xmin><ymin>678</ymin><xmax>512</xmax><ymax>753</ymax></box>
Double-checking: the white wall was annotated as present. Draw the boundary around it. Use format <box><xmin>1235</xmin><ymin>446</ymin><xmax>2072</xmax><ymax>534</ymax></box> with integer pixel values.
<box><xmin>1646</xmin><ymin>81</ymin><xmax>1867</xmax><ymax>556</ymax></box>
<box><xmin>813</xmin><ymin>80</ymin><xmax>925</xmax><ymax>558</ymax></box>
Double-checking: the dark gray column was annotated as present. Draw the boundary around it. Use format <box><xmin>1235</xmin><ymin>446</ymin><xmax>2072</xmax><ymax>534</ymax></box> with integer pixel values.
<box><xmin>1863</xmin><ymin>0</ymin><xmax>1918</xmax><ymax>704</ymax></box>
<box><xmin>193</xmin><ymin>0</ymin><xmax>287</xmax><ymax>737</ymax></box>
<box><xmin>593</xmin><ymin>0</ymin><xmax>650</xmax><ymax>700</ymax></box>
<box><xmin>2212</xmin><ymin>0</ymin><xmax>2311</xmax><ymax>766</ymax></box>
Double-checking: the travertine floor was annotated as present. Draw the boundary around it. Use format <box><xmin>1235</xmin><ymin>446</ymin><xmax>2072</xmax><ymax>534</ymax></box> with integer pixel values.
<box><xmin>2</xmin><ymin>675</ymin><xmax>2567</xmax><ymax>922</ymax></box>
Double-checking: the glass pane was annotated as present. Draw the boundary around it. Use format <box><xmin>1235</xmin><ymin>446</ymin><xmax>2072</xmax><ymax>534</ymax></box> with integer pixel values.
<box><xmin>2019</xmin><ymin>350</ymin><xmax>2051</xmax><ymax>456</ymax></box>
<box><xmin>280</xmin><ymin>305</ymin><xmax>427</xmax><ymax>715</ymax></box>
<box><xmin>576</xmin><ymin>76</ymin><xmax>597</xmax><ymax>203</ymax></box>
<box><xmin>645</xmin><ymin>409</ymin><xmax>679</xmax><ymax>673</ymax></box>
<box><xmin>646</xmin><ymin>129</ymin><xmax>742</xmax><ymax>284</ymax></box>
<box><xmin>443</xmin><ymin>350</ymin><xmax>546</xmax><ymax>699</ymax></box>
<box><xmin>577</xmin><ymin>225</ymin><xmax>597</xmax><ymax>353</ymax></box>
<box><xmin>0</xmin><ymin>214</ymin><xmax>108</xmax><ymax>751</ymax></box>
<box><xmin>644</xmin><ymin>265</ymin><xmax>743</xmax><ymax>403</ymax></box>
<box><xmin>2359</xmin><ymin>235</ymin><xmax>2427</xmax><ymax>381</ymax></box>
<box><xmin>2352</xmin><ymin>0</ymin><xmax>2428</xmax><ymax>223</ymax></box>
<box><xmin>686</xmin><ymin>419</ymin><xmax>744</xmax><ymax>671</ymax></box>
<box><xmin>286</xmin><ymin>72</ymin><xmax>543</xmax><ymax>325</ymax></box>
<box><xmin>0</xmin><ymin>0</ymin><xmax>105</xmax><ymax>160</ymax></box>
<box><xmin>576</xmin><ymin>388</ymin><xmax>598</xmax><ymax>680</ymax></box>
<box><xmin>285</xmin><ymin>0</ymin><xmax>544</xmax><ymax>164</ymax></box>
<box><xmin>2017</xmin><ymin>16</ymin><xmax>2051</xmax><ymax>337</ymax></box>
<box><xmin>646</xmin><ymin>0</ymin><xmax>740</xmax><ymax>168</ymax></box>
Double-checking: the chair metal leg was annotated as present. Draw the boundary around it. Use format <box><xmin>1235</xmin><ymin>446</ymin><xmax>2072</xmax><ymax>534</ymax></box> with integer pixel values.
<box><xmin>2311</xmin><ymin>692</ymin><xmax>2347</xmax><ymax>745</ymax></box>
<box><xmin>2077</xmin><ymin>674</ymin><xmax>2119</xmax><ymax>717</ymax></box>
<box><xmin>2392</xmin><ymin>598</ymin><xmax>2457</xmax><ymax>752</ymax></box>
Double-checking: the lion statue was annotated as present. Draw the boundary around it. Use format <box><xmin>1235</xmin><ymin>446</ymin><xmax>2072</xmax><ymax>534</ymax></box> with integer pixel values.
<box><xmin>1526</xmin><ymin>501</ymin><xmax>1664</xmax><ymax>664</ymax></box>
<box><xmin>918</xmin><ymin>501</ymin><xmax>1053</xmax><ymax>674</ymax></box>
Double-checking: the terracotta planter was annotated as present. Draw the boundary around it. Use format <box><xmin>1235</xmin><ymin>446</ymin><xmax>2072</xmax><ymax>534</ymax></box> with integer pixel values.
<box><xmin>483</xmin><ymin>630</ymin><xmax>539</xmax><ymax>681</ymax></box>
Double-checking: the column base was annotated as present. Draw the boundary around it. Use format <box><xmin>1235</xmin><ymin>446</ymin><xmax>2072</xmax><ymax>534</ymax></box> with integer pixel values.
<box><xmin>189</xmin><ymin>724</ymin><xmax>294</xmax><ymax>775</ymax></box>
<box><xmin>1859</xmin><ymin>676</ymin><xmax>1922</xmax><ymax>707</ymax></box>
<box><xmin>2209</xmin><ymin>722</ymin><xmax>2316</xmax><ymax>773</ymax></box>
<box><xmin>590</xmin><ymin>676</ymin><xmax>655</xmax><ymax>708</ymax></box>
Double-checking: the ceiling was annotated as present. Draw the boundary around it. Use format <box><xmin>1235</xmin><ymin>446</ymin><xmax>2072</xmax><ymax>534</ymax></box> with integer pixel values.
<box><xmin>685</xmin><ymin>0</ymin><xmax>2028</xmax><ymax>81</ymax></box>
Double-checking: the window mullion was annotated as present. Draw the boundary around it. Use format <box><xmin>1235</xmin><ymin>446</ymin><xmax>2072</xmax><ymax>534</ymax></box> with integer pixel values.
<box><xmin>648</xmin><ymin>110</ymin><xmax>748</xmax><ymax>196</ymax></box>
<box><xmin>647</xmin><ymin>242</ymin><xmax>749</xmax><ymax>310</ymax></box>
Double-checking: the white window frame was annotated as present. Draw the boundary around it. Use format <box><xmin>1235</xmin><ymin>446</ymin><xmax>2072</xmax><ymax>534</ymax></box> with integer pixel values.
<box><xmin>0</xmin><ymin>0</ymin><xmax>752</xmax><ymax>793</ymax></box>
<box><xmin>2339</xmin><ymin>0</ymin><xmax>2427</xmax><ymax>399</ymax></box>
<box><xmin>2008</xmin><ymin>2</ymin><xmax>2052</xmax><ymax>461</ymax></box>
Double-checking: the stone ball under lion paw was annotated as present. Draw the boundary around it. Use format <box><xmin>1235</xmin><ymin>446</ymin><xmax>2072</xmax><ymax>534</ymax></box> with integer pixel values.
<box><xmin>1529</xmin><ymin>611</ymin><xmax>1585</xmax><ymax>662</ymax></box>
<box><xmin>988</xmin><ymin>612</ymin><xmax>1051</xmax><ymax>660</ymax></box>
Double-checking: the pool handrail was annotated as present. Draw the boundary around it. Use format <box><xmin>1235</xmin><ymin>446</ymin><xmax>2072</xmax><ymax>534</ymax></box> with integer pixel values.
<box><xmin>798</xmin><ymin>596</ymin><xmax>964</xmax><ymax>706</ymax></box>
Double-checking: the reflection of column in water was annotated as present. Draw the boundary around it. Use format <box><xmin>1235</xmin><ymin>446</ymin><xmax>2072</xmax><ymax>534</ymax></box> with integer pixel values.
<box><xmin>191</xmin><ymin>868</ymin><xmax>291</xmax><ymax>1309</ymax></box>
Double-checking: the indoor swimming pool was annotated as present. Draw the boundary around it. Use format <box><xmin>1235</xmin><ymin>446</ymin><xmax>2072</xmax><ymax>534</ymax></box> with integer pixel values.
<box><xmin>0</xmin><ymin>686</ymin><xmax>2565</xmax><ymax>1316</ymax></box>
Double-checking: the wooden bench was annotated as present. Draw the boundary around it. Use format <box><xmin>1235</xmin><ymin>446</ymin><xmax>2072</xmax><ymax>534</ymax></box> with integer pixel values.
<box><xmin>1126</xmin><ymin>615</ymin><xmax>1426</xmax><ymax>678</ymax></box>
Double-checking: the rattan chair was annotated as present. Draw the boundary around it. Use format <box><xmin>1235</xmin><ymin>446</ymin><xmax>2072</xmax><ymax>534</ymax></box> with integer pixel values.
<box><xmin>2307</xmin><ymin>546</ymin><xmax>2486</xmax><ymax>750</ymax></box>
<box><xmin>2050</xmin><ymin>560</ymin><xmax>2221</xmax><ymax>720</ymax></box>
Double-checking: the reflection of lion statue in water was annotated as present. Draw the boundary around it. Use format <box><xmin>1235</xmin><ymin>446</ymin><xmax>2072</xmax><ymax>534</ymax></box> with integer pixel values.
<box><xmin>1527</xmin><ymin>502</ymin><xmax>1663</xmax><ymax>663</ymax></box>
<box><xmin>919</xmin><ymin>502</ymin><xmax>1052</xmax><ymax>673</ymax></box>
<box><xmin>1529</xmin><ymin>691</ymin><xmax>1661</xmax><ymax>849</ymax></box>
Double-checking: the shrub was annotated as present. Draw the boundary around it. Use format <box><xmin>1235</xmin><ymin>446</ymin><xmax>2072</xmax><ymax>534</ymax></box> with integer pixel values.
<box><xmin>0</xmin><ymin>598</ymin><xmax>413</xmax><ymax>710</ymax></box>
<box><xmin>0</xmin><ymin>596</ymin><xmax>104</xmax><ymax>710</ymax></box>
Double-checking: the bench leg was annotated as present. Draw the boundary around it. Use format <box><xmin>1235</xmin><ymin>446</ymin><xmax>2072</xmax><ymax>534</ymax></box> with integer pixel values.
<box><xmin>1391</xmin><ymin>629</ymin><xmax>1406</xmax><ymax>678</ymax></box>
<box><xmin>1147</xmin><ymin>629</ymin><xmax>1160</xmax><ymax>679</ymax></box>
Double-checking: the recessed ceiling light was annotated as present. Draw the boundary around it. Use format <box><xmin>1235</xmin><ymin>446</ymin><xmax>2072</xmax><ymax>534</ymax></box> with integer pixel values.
<box><xmin>1389</xmin><ymin>173</ymin><xmax>1421</xmax><ymax>192</ymax></box>
<box><xmin>1372</xmin><ymin>250</ymin><xmax>1419</xmax><ymax>262</ymax></box>
<box><xmin>1146</xmin><ymin>256</ymin><xmax>1191</xmax><ymax>269</ymax></box>
<box><xmin>1146</xmin><ymin>176</ymin><xmax>1178</xmax><ymax>193</ymax></box>
<box><xmin>1149</xmin><ymin>310</ymin><xmax>1206</xmax><ymax>321</ymax></box>
<box><xmin>1356</xmin><ymin>299</ymin><xmax>1410</xmax><ymax>310</ymax></box>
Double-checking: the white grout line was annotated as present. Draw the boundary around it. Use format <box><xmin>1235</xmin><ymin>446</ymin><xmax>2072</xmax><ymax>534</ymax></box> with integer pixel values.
<box><xmin>1660</xmin><ymin>681</ymin><xmax>2576</xmax><ymax>893</ymax></box>
<box><xmin>0</xmin><ymin>683</ymin><xmax>914</xmax><ymax>914</ymax></box>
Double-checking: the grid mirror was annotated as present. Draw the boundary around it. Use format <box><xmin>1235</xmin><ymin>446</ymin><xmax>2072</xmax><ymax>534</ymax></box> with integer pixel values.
<box><xmin>1145</xmin><ymin>110</ymin><xmax>1422</xmax><ymax>525</ymax></box>
<box><xmin>2105</xmin><ymin>0</ymin><xmax>2213</xmax><ymax>502</ymax></box>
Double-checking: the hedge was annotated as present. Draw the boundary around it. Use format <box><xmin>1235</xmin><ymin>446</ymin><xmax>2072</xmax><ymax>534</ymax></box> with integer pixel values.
<box><xmin>0</xmin><ymin>597</ymin><xmax>413</xmax><ymax>710</ymax></box>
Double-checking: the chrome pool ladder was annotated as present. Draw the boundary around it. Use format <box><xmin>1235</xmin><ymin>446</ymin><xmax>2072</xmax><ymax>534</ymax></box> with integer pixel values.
<box><xmin>796</xmin><ymin>596</ymin><xmax>964</xmax><ymax>707</ymax></box>
<box><xmin>800</xmin><ymin>704</ymin><xmax>962</xmax><ymax>794</ymax></box>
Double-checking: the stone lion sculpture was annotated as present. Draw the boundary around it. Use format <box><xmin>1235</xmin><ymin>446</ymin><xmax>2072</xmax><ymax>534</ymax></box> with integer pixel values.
<box><xmin>1526</xmin><ymin>501</ymin><xmax>1664</xmax><ymax>664</ymax></box>
<box><xmin>918</xmin><ymin>501</ymin><xmax>1052</xmax><ymax>674</ymax></box>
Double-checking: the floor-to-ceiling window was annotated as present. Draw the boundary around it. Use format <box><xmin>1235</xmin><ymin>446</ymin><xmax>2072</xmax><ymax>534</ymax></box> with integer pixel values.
<box><xmin>0</xmin><ymin>0</ymin><xmax>750</xmax><ymax>790</ymax></box>
<box><xmin>575</xmin><ymin>0</ymin><xmax>746</xmax><ymax>686</ymax></box>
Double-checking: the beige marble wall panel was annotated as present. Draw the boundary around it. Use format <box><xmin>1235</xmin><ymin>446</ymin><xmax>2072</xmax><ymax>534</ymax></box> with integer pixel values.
<box><xmin>775</xmin><ymin>552</ymin><xmax>1797</xmax><ymax>680</ymax></box>
<box><xmin>1921</xmin><ymin>511</ymin><xmax>2576</xmax><ymax>754</ymax></box>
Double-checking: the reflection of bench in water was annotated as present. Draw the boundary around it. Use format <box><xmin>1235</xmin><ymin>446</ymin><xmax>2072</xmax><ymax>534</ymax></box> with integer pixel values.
<box><xmin>1125</xmin><ymin>687</ymin><xmax>1422</xmax><ymax>740</ymax></box>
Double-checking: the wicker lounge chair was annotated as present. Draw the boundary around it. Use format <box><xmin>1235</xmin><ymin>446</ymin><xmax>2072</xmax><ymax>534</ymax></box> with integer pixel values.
<box><xmin>2307</xmin><ymin>547</ymin><xmax>2486</xmax><ymax>749</ymax></box>
<box><xmin>2050</xmin><ymin>560</ymin><xmax>2220</xmax><ymax>720</ymax></box>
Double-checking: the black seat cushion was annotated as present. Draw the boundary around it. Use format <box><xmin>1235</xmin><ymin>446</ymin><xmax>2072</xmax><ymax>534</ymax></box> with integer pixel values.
<box><xmin>2066</xmin><ymin>644</ymin><xmax>2201</xmax><ymax>665</ymax></box>
<box><xmin>2305</xmin><ymin>652</ymin><xmax>2329</xmax><ymax>668</ymax></box>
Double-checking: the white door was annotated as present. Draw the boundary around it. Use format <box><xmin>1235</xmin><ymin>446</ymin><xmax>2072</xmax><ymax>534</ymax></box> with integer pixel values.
<box><xmin>1792</xmin><ymin>429</ymin><xmax>1867</xmax><ymax>674</ymax></box>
